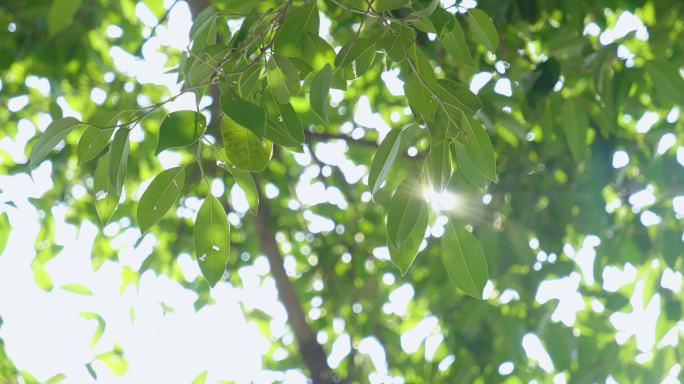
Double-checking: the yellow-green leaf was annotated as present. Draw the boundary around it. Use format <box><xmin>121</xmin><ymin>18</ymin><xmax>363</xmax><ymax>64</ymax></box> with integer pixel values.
<box><xmin>387</xmin><ymin>175</ymin><xmax>426</xmax><ymax>247</ymax></box>
<box><xmin>194</xmin><ymin>195</ymin><xmax>231</xmax><ymax>287</ymax></box>
<box><xmin>108</xmin><ymin>128</ymin><xmax>130</xmax><ymax>195</ymax></box>
<box><xmin>30</xmin><ymin>117</ymin><xmax>80</xmax><ymax>169</ymax></box>
<box><xmin>267</xmin><ymin>54</ymin><xmax>301</xmax><ymax>104</ymax></box>
<box><xmin>389</xmin><ymin>200</ymin><xmax>428</xmax><ymax>275</ymax></box>
<box><xmin>137</xmin><ymin>167</ymin><xmax>186</xmax><ymax>233</ymax></box>
<box><xmin>221</xmin><ymin>115</ymin><xmax>272</xmax><ymax>172</ymax></box>
<box><xmin>93</xmin><ymin>154</ymin><xmax>119</xmax><ymax>225</ymax></box>
<box><xmin>220</xmin><ymin>92</ymin><xmax>266</xmax><ymax>137</ymax></box>
<box><xmin>310</xmin><ymin>64</ymin><xmax>332</xmax><ymax>124</ymax></box>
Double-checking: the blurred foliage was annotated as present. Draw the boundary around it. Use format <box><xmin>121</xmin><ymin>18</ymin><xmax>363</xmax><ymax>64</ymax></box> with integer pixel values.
<box><xmin>1</xmin><ymin>0</ymin><xmax>683</xmax><ymax>383</ymax></box>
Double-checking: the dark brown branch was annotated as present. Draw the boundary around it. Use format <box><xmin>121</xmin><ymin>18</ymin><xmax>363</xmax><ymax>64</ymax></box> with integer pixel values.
<box><xmin>252</xmin><ymin>175</ymin><xmax>336</xmax><ymax>384</ymax></box>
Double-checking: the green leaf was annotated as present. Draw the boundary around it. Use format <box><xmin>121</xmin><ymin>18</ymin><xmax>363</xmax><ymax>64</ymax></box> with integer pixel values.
<box><xmin>435</xmin><ymin>79</ymin><xmax>482</xmax><ymax>116</ymax></box>
<box><xmin>441</xmin><ymin>223</ymin><xmax>488</xmax><ymax>299</ymax></box>
<box><xmin>389</xmin><ymin>199</ymin><xmax>428</xmax><ymax>275</ymax></box>
<box><xmin>137</xmin><ymin>167</ymin><xmax>186</xmax><ymax>233</ymax></box>
<box><xmin>108</xmin><ymin>128</ymin><xmax>130</xmax><ymax>195</ymax></box>
<box><xmin>189</xmin><ymin>6</ymin><xmax>218</xmax><ymax>51</ymax></box>
<box><xmin>229</xmin><ymin>168</ymin><xmax>259</xmax><ymax>215</ymax></box>
<box><xmin>220</xmin><ymin>92</ymin><xmax>266</xmax><ymax>137</ymax></box>
<box><xmin>262</xmin><ymin>91</ymin><xmax>305</xmax><ymax>145</ymax></box>
<box><xmin>48</xmin><ymin>0</ymin><xmax>82</xmax><ymax>37</ymax></box>
<box><xmin>93</xmin><ymin>154</ymin><xmax>119</xmax><ymax>225</ymax></box>
<box><xmin>644</xmin><ymin>60</ymin><xmax>684</xmax><ymax>106</ymax></box>
<box><xmin>406</xmin><ymin>44</ymin><xmax>438</xmax><ymax>89</ymax></box>
<box><xmin>368</xmin><ymin>128</ymin><xmax>404</xmax><ymax>195</ymax></box>
<box><xmin>194</xmin><ymin>195</ymin><xmax>231</xmax><ymax>287</ymax></box>
<box><xmin>267</xmin><ymin>54</ymin><xmax>301</xmax><ymax>104</ymax></box>
<box><xmin>77</xmin><ymin>127</ymin><xmax>115</xmax><ymax>165</ymax></box>
<box><xmin>544</xmin><ymin>323</ymin><xmax>575</xmax><ymax>371</ymax></box>
<box><xmin>562</xmin><ymin>98</ymin><xmax>588</xmax><ymax>160</ymax></box>
<box><xmin>412</xmin><ymin>0</ymin><xmax>439</xmax><ymax>16</ymax></box>
<box><xmin>156</xmin><ymin>111</ymin><xmax>207</xmax><ymax>155</ymax></box>
<box><xmin>376</xmin><ymin>25</ymin><xmax>415</xmax><ymax>62</ymax></box>
<box><xmin>427</xmin><ymin>133</ymin><xmax>452</xmax><ymax>192</ymax></box>
<box><xmin>273</xmin><ymin>3</ymin><xmax>319</xmax><ymax>57</ymax></box>
<box><xmin>374</xmin><ymin>0</ymin><xmax>409</xmax><ymax>12</ymax></box>
<box><xmin>404</xmin><ymin>74</ymin><xmax>437</xmax><ymax>119</ymax></box>
<box><xmin>453</xmin><ymin>142</ymin><xmax>490</xmax><ymax>189</ymax></box>
<box><xmin>62</xmin><ymin>283</ymin><xmax>93</xmax><ymax>295</ymax></box>
<box><xmin>459</xmin><ymin>114</ymin><xmax>497</xmax><ymax>182</ymax></box>
<box><xmin>78</xmin><ymin>112</ymin><xmax>119</xmax><ymax>164</ymax></box>
<box><xmin>335</xmin><ymin>39</ymin><xmax>375</xmax><ymax>70</ymax></box>
<box><xmin>467</xmin><ymin>8</ymin><xmax>499</xmax><ymax>52</ymax></box>
<box><xmin>0</xmin><ymin>212</ymin><xmax>9</xmax><ymax>255</ymax></box>
<box><xmin>221</xmin><ymin>116</ymin><xmax>272</xmax><ymax>172</ymax></box>
<box><xmin>301</xmin><ymin>33</ymin><xmax>336</xmax><ymax>72</ymax></box>
<box><xmin>80</xmin><ymin>312</ymin><xmax>106</xmax><ymax>348</ymax></box>
<box><xmin>310</xmin><ymin>64</ymin><xmax>332</xmax><ymax>124</ymax></box>
<box><xmin>238</xmin><ymin>65</ymin><xmax>262</xmax><ymax>99</ymax></box>
<box><xmin>436</xmin><ymin>15</ymin><xmax>476</xmax><ymax>70</ymax></box>
<box><xmin>29</xmin><ymin>117</ymin><xmax>80</xmax><ymax>169</ymax></box>
<box><xmin>387</xmin><ymin>175</ymin><xmax>425</xmax><ymax>247</ymax></box>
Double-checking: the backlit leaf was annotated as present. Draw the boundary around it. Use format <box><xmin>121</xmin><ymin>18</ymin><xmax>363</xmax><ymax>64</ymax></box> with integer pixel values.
<box><xmin>221</xmin><ymin>115</ymin><xmax>272</xmax><ymax>172</ymax></box>
<box><xmin>436</xmin><ymin>15</ymin><xmax>476</xmax><ymax>70</ymax></box>
<box><xmin>644</xmin><ymin>60</ymin><xmax>684</xmax><ymax>106</ymax></box>
<box><xmin>108</xmin><ymin>128</ymin><xmax>130</xmax><ymax>195</ymax></box>
<box><xmin>453</xmin><ymin>142</ymin><xmax>490</xmax><ymax>189</ymax></box>
<box><xmin>467</xmin><ymin>8</ymin><xmax>499</xmax><ymax>52</ymax></box>
<box><xmin>30</xmin><ymin>117</ymin><xmax>80</xmax><ymax>169</ymax></box>
<box><xmin>310</xmin><ymin>64</ymin><xmax>332</xmax><ymax>124</ymax></box>
<box><xmin>267</xmin><ymin>54</ymin><xmax>301</xmax><ymax>104</ymax></box>
<box><xmin>387</xmin><ymin>175</ymin><xmax>426</xmax><ymax>247</ymax></box>
<box><xmin>194</xmin><ymin>195</ymin><xmax>230</xmax><ymax>287</ymax></box>
<box><xmin>273</xmin><ymin>3</ymin><xmax>319</xmax><ymax>57</ymax></box>
<box><xmin>229</xmin><ymin>167</ymin><xmax>259</xmax><ymax>215</ymax></box>
<box><xmin>460</xmin><ymin>114</ymin><xmax>497</xmax><ymax>182</ymax></box>
<box><xmin>376</xmin><ymin>25</ymin><xmax>415</xmax><ymax>62</ymax></box>
<box><xmin>405</xmin><ymin>74</ymin><xmax>437</xmax><ymax>120</ymax></box>
<box><xmin>368</xmin><ymin>127</ymin><xmax>404</xmax><ymax>195</ymax></box>
<box><xmin>137</xmin><ymin>167</ymin><xmax>186</xmax><ymax>233</ymax></box>
<box><xmin>93</xmin><ymin>154</ymin><xmax>119</xmax><ymax>225</ymax></box>
<box><xmin>441</xmin><ymin>223</ymin><xmax>488</xmax><ymax>299</ymax></box>
<box><xmin>220</xmin><ymin>92</ymin><xmax>266</xmax><ymax>137</ymax></box>
<box><xmin>48</xmin><ymin>0</ymin><xmax>82</xmax><ymax>37</ymax></box>
<box><xmin>156</xmin><ymin>111</ymin><xmax>206</xmax><ymax>155</ymax></box>
<box><xmin>0</xmin><ymin>212</ymin><xmax>9</xmax><ymax>255</ymax></box>
<box><xmin>389</xmin><ymin>200</ymin><xmax>428</xmax><ymax>275</ymax></box>
<box><xmin>78</xmin><ymin>112</ymin><xmax>119</xmax><ymax>164</ymax></box>
<box><xmin>427</xmin><ymin>133</ymin><xmax>452</xmax><ymax>192</ymax></box>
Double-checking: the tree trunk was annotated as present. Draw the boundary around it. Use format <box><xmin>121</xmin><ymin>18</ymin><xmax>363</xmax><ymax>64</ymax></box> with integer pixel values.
<box><xmin>185</xmin><ymin>2</ymin><xmax>336</xmax><ymax>382</ymax></box>
<box><xmin>254</xmin><ymin>193</ymin><xmax>336</xmax><ymax>384</ymax></box>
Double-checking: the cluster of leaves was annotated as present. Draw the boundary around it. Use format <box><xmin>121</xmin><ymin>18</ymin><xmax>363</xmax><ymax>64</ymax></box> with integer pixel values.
<box><xmin>29</xmin><ymin>0</ymin><xmax>500</xmax><ymax>296</ymax></box>
<box><xmin>3</xmin><ymin>0</ymin><xmax>684</xmax><ymax>382</ymax></box>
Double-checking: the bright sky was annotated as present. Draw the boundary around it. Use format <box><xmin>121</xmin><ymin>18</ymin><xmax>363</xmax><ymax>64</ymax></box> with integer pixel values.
<box><xmin>1</xmin><ymin>1</ymin><xmax>683</xmax><ymax>383</ymax></box>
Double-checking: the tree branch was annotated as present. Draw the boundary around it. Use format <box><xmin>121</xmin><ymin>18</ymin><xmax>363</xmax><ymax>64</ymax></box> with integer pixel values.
<box><xmin>253</xmin><ymin>175</ymin><xmax>336</xmax><ymax>384</ymax></box>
